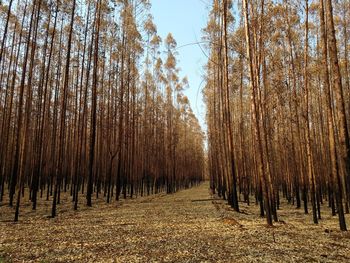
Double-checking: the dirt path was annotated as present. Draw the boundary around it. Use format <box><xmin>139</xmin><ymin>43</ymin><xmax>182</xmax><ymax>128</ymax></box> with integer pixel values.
<box><xmin>1</xmin><ymin>182</ymin><xmax>350</xmax><ymax>262</ymax></box>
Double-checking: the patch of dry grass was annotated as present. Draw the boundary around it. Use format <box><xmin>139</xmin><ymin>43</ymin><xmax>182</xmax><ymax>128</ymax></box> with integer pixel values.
<box><xmin>0</xmin><ymin>182</ymin><xmax>349</xmax><ymax>262</ymax></box>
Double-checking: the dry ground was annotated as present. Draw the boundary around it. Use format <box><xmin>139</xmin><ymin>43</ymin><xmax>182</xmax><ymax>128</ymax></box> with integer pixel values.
<box><xmin>1</xmin><ymin>182</ymin><xmax>350</xmax><ymax>262</ymax></box>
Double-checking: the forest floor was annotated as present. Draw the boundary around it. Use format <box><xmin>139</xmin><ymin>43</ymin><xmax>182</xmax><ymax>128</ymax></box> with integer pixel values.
<box><xmin>1</xmin><ymin>182</ymin><xmax>350</xmax><ymax>262</ymax></box>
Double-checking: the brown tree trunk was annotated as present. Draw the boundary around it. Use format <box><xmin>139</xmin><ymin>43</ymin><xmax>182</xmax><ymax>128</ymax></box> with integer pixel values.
<box><xmin>320</xmin><ymin>0</ymin><xmax>347</xmax><ymax>231</ymax></box>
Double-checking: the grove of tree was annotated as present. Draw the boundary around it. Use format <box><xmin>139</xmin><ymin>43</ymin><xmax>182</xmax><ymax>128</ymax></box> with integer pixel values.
<box><xmin>0</xmin><ymin>0</ymin><xmax>350</xmax><ymax>235</ymax></box>
<box><xmin>205</xmin><ymin>0</ymin><xmax>350</xmax><ymax>231</ymax></box>
<box><xmin>0</xmin><ymin>0</ymin><xmax>205</xmax><ymax>221</ymax></box>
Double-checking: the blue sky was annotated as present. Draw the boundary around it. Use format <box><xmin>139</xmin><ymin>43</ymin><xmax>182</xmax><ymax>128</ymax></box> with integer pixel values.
<box><xmin>150</xmin><ymin>0</ymin><xmax>210</xmax><ymax>132</ymax></box>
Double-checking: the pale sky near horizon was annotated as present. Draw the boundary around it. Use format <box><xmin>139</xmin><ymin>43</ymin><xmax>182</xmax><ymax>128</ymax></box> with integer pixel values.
<box><xmin>150</xmin><ymin>0</ymin><xmax>210</xmax><ymax>133</ymax></box>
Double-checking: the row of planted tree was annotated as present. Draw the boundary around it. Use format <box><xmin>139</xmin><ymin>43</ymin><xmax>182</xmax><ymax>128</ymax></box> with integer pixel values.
<box><xmin>0</xmin><ymin>0</ymin><xmax>205</xmax><ymax>221</ymax></box>
<box><xmin>205</xmin><ymin>0</ymin><xmax>350</xmax><ymax>231</ymax></box>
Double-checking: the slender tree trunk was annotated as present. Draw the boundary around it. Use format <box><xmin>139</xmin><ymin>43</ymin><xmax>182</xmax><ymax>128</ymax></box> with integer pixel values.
<box><xmin>52</xmin><ymin>0</ymin><xmax>76</xmax><ymax>217</ymax></box>
<box><xmin>304</xmin><ymin>0</ymin><xmax>318</xmax><ymax>224</ymax></box>
<box><xmin>320</xmin><ymin>0</ymin><xmax>347</xmax><ymax>231</ymax></box>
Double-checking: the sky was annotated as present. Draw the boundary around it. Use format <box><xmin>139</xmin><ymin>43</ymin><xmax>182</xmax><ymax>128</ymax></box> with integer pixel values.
<box><xmin>150</xmin><ymin>0</ymin><xmax>210</xmax><ymax>133</ymax></box>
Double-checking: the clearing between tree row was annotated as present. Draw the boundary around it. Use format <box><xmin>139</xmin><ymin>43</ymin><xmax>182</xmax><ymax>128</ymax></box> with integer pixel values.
<box><xmin>1</xmin><ymin>182</ymin><xmax>350</xmax><ymax>262</ymax></box>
